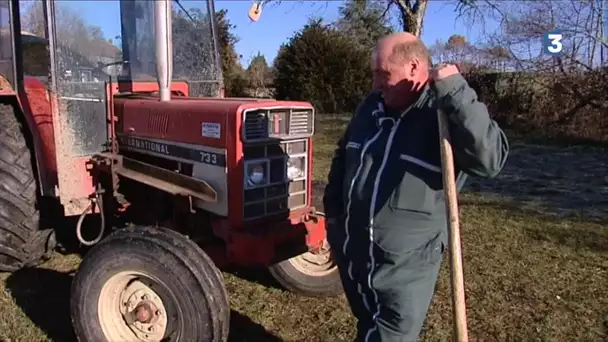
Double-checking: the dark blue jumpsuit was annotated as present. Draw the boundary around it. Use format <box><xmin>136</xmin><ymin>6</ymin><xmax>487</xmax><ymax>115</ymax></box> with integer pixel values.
<box><xmin>323</xmin><ymin>74</ymin><xmax>509</xmax><ymax>342</ymax></box>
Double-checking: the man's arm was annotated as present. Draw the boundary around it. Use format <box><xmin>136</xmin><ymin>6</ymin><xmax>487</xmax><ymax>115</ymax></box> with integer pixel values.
<box><xmin>322</xmin><ymin>117</ymin><xmax>354</xmax><ymax>221</ymax></box>
<box><xmin>431</xmin><ymin>72</ymin><xmax>509</xmax><ymax>178</ymax></box>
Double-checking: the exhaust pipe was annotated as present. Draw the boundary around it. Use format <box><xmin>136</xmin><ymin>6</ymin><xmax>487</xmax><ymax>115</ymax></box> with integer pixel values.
<box><xmin>154</xmin><ymin>0</ymin><xmax>172</xmax><ymax>102</ymax></box>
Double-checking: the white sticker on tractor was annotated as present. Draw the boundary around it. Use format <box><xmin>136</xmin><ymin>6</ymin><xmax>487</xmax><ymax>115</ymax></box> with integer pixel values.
<box><xmin>202</xmin><ymin>122</ymin><xmax>221</xmax><ymax>139</ymax></box>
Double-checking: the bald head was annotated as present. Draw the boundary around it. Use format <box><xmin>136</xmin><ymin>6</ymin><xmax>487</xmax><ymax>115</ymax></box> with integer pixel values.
<box><xmin>371</xmin><ymin>32</ymin><xmax>431</xmax><ymax>111</ymax></box>
<box><xmin>375</xmin><ymin>32</ymin><xmax>430</xmax><ymax>68</ymax></box>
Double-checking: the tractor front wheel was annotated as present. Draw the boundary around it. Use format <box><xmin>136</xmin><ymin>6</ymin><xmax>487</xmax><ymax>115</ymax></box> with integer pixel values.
<box><xmin>269</xmin><ymin>239</ymin><xmax>343</xmax><ymax>297</ymax></box>
<box><xmin>70</xmin><ymin>226</ymin><xmax>230</xmax><ymax>342</ymax></box>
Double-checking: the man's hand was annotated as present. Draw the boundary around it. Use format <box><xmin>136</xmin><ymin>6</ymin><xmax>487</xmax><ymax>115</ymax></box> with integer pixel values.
<box><xmin>429</xmin><ymin>62</ymin><xmax>509</xmax><ymax>179</ymax></box>
<box><xmin>430</xmin><ymin>63</ymin><xmax>460</xmax><ymax>82</ymax></box>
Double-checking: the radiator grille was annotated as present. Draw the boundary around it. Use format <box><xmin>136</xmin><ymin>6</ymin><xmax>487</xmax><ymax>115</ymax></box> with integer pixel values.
<box><xmin>242</xmin><ymin>140</ymin><xmax>308</xmax><ymax>220</ymax></box>
<box><xmin>243</xmin><ymin>111</ymin><xmax>268</xmax><ymax>141</ymax></box>
<box><xmin>242</xmin><ymin>108</ymin><xmax>314</xmax><ymax>142</ymax></box>
<box><xmin>289</xmin><ymin>110</ymin><xmax>313</xmax><ymax>135</ymax></box>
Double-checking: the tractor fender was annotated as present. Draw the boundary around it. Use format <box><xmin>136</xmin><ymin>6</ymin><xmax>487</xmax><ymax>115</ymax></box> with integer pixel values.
<box><xmin>0</xmin><ymin>74</ymin><xmax>58</xmax><ymax>197</ymax></box>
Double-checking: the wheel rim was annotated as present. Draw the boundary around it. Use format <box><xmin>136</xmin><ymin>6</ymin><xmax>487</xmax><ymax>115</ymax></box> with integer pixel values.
<box><xmin>98</xmin><ymin>271</ymin><xmax>169</xmax><ymax>342</ymax></box>
<box><xmin>288</xmin><ymin>239</ymin><xmax>337</xmax><ymax>277</ymax></box>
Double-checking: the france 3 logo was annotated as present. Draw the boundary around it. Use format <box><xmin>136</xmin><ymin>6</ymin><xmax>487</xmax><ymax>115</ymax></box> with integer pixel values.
<box><xmin>543</xmin><ymin>30</ymin><xmax>563</xmax><ymax>56</ymax></box>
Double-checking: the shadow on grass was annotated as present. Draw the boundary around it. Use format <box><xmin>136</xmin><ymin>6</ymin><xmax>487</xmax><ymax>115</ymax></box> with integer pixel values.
<box><xmin>5</xmin><ymin>268</ymin><xmax>76</xmax><ymax>342</ymax></box>
<box><xmin>228</xmin><ymin>311</ymin><xmax>283</xmax><ymax>342</ymax></box>
<box><xmin>223</xmin><ymin>266</ymin><xmax>285</xmax><ymax>292</ymax></box>
<box><xmin>5</xmin><ymin>267</ymin><xmax>283</xmax><ymax>342</ymax></box>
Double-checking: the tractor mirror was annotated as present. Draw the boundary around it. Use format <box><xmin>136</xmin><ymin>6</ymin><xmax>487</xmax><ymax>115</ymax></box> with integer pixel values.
<box><xmin>96</xmin><ymin>60</ymin><xmax>129</xmax><ymax>78</ymax></box>
<box><xmin>248</xmin><ymin>2</ymin><xmax>262</xmax><ymax>22</ymax></box>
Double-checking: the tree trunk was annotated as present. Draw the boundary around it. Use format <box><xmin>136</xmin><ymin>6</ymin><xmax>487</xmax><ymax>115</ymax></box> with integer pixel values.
<box><xmin>394</xmin><ymin>0</ymin><xmax>429</xmax><ymax>38</ymax></box>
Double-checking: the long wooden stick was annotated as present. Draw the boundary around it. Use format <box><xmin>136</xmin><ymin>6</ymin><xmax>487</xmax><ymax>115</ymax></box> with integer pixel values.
<box><xmin>437</xmin><ymin>109</ymin><xmax>469</xmax><ymax>342</ymax></box>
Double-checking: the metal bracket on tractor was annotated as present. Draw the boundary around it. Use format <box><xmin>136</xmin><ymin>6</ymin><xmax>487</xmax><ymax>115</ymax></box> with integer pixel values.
<box><xmin>90</xmin><ymin>153</ymin><xmax>218</xmax><ymax>204</ymax></box>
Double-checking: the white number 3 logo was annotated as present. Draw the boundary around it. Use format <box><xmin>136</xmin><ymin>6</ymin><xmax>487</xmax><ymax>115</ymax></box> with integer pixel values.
<box><xmin>547</xmin><ymin>33</ymin><xmax>563</xmax><ymax>53</ymax></box>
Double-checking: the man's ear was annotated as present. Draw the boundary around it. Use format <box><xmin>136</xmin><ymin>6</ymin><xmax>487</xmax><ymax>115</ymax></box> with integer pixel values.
<box><xmin>409</xmin><ymin>58</ymin><xmax>421</xmax><ymax>77</ymax></box>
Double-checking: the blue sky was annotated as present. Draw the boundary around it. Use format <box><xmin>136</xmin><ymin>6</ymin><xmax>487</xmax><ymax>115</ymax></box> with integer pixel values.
<box><xmin>215</xmin><ymin>0</ymin><xmax>491</xmax><ymax>65</ymax></box>
<box><xmin>60</xmin><ymin>0</ymin><xmax>491</xmax><ymax>66</ymax></box>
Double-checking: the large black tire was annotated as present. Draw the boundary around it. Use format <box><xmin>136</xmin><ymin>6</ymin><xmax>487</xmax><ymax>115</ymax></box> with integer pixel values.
<box><xmin>70</xmin><ymin>225</ymin><xmax>230</xmax><ymax>342</ymax></box>
<box><xmin>0</xmin><ymin>103</ymin><xmax>55</xmax><ymax>272</ymax></box>
<box><xmin>269</xmin><ymin>240</ymin><xmax>343</xmax><ymax>298</ymax></box>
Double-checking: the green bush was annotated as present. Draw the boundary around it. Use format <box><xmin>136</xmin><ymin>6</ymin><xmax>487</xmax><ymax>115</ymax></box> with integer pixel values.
<box><xmin>273</xmin><ymin>19</ymin><xmax>372</xmax><ymax>114</ymax></box>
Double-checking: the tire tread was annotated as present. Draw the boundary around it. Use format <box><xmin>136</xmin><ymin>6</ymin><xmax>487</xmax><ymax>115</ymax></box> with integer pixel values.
<box><xmin>0</xmin><ymin>103</ymin><xmax>54</xmax><ymax>272</ymax></box>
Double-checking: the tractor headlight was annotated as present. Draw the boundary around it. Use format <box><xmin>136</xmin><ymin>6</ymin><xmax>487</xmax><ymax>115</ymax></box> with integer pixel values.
<box><xmin>245</xmin><ymin>161</ymin><xmax>268</xmax><ymax>188</ymax></box>
<box><xmin>287</xmin><ymin>156</ymin><xmax>306</xmax><ymax>180</ymax></box>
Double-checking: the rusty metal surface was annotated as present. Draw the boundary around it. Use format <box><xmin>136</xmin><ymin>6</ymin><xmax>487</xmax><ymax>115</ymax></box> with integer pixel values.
<box><xmin>58</xmin><ymin>83</ymin><xmax>108</xmax><ymax>156</ymax></box>
<box><xmin>0</xmin><ymin>74</ymin><xmax>13</xmax><ymax>91</ymax></box>
<box><xmin>95</xmin><ymin>153</ymin><xmax>217</xmax><ymax>203</ymax></box>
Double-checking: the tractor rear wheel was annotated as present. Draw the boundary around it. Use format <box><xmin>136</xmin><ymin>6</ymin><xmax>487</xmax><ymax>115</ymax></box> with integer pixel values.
<box><xmin>0</xmin><ymin>103</ymin><xmax>55</xmax><ymax>272</ymax></box>
<box><xmin>70</xmin><ymin>225</ymin><xmax>230</xmax><ymax>342</ymax></box>
<box><xmin>269</xmin><ymin>238</ymin><xmax>343</xmax><ymax>297</ymax></box>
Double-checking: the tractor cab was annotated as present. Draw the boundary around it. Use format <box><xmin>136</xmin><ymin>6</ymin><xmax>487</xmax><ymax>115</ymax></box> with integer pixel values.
<box><xmin>3</xmin><ymin>0</ymin><xmax>224</xmax><ymax>214</ymax></box>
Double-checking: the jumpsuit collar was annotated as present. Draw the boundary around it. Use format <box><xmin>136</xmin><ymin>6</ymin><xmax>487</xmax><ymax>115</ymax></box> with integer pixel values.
<box><xmin>380</xmin><ymin>81</ymin><xmax>431</xmax><ymax>119</ymax></box>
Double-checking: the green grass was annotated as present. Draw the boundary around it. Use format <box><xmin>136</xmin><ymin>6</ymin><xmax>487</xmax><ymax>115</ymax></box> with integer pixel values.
<box><xmin>1</xmin><ymin>114</ymin><xmax>607</xmax><ymax>342</ymax></box>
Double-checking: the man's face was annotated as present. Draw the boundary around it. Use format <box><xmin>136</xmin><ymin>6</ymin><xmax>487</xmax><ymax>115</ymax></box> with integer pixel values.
<box><xmin>371</xmin><ymin>48</ymin><xmax>425</xmax><ymax>110</ymax></box>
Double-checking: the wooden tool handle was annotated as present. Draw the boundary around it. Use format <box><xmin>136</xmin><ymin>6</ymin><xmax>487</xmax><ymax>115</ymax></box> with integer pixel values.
<box><xmin>437</xmin><ymin>109</ymin><xmax>469</xmax><ymax>342</ymax></box>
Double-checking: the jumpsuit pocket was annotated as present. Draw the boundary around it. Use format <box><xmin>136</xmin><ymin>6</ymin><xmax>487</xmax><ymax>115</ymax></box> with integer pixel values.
<box><xmin>388</xmin><ymin>171</ymin><xmax>443</xmax><ymax>216</ymax></box>
<box><xmin>374</xmin><ymin>230</ymin><xmax>446</xmax><ymax>267</ymax></box>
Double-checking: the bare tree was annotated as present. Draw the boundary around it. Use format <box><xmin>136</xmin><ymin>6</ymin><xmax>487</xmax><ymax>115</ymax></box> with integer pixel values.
<box><xmin>429</xmin><ymin>39</ymin><xmax>449</xmax><ymax>64</ymax></box>
<box><xmin>429</xmin><ymin>34</ymin><xmax>511</xmax><ymax>72</ymax></box>
<box><xmin>335</xmin><ymin>0</ymin><xmax>393</xmax><ymax>50</ymax></box>
<box><xmin>445</xmin><ymin>34</ymin><xmax>469</xmax><ymax>61</ymax></box>
<box><xmin>20</xmin><ymin>0</ymin><xmax>120</xmax><ymax>80</ymax></box>
<box><xmin>481</xmin><ymin>46</ymin><xmax>510</xmax><ymax>71</ymax></box>
<box><xmin>457</xmin><ymin>0</ymin><xmax>607</xmax><ymax>128</ymax></box>
<box><xmin>457</xmin><ymin>0</ymin><xmax>607</xmax><ymax>71</ymax></box>
<box><xmin>21</xmin><ymin>1</ymin><xmax>117</xmax><ymax>58</ymax></box>
<box><xmin>384</xmin><ymin>0</ymin><xmax>429</xmax><ymax>37</ymax></box>
<box><xmin>266</xmin><ymin>0</ymin><xmax>472</xmax><ymax>38</ymax></box>
<box><xmin>246</xmin><ymin>53</ymin><xmax>272</xmax><ymax>97</ymax></box>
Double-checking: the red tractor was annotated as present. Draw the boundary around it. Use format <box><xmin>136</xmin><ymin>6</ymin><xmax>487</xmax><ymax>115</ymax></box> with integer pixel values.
<box><xmin>0</xmin><ymin>0</ymin><xmax>341</xmax><ymax>340</ymax></box>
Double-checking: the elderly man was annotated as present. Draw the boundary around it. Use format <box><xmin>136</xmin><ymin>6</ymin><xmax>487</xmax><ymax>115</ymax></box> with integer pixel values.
<box><xmin>323</xmin><ymin>32</ymin><xmax>509</xmax><ymax>342</ymax></box>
